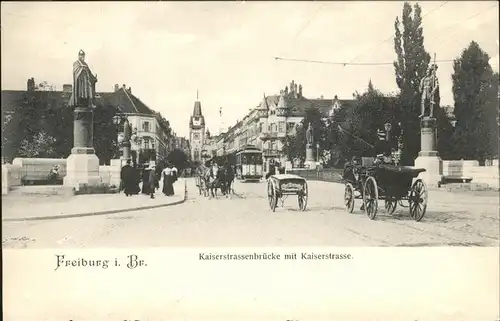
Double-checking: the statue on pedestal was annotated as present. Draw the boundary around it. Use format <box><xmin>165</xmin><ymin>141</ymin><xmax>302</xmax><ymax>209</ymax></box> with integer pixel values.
<box><xmin>69</xmin><ymin>50</ymin><xmax>97</xmax><ymax>108</ymax></box>
<box><xmin>306</xmin><ymin>122</ymin><xmax>313</xmax><ymax>146</ymax></box>
<box><xmin>419</xmin><ymin>62</ymin><xmax>439</xmax><ymax>119</ymax></box>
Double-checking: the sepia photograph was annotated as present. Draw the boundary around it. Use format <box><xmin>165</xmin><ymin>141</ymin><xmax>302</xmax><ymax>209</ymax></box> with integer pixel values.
<box><xmin>2</xmin><ymin>1</ymin><xmax>499</xmax><ymax>248</ymax></box>
<box><xmin>1</xmin><ymin>1</ymin><xmax>499</xmax><ymax>320</ymax></box>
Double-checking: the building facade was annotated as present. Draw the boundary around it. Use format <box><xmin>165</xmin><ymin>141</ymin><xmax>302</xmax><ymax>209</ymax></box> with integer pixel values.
<box><xmin>106</xmin><ymin>84</ymin><xmax>172</xmax><ymax>165</ymax></box>
<box><xmin>214</xmin><ymin>80</ymin><xmax>353</xmax><ymax>171</ymax></box>
<box><xmin>1</xmin><ymin>80</ymin><xmax>176</xmax><ymax>166</ymax></box>
<box><xmin>189</xmin><ymin>98</ymin><xmax>206</xmax><ymax>163</ymax></box>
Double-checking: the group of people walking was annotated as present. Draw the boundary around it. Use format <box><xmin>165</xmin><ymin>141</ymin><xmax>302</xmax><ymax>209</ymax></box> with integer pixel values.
<box><xmin>120</xmin><ymin>160</ymin><xmax>179</xmax><ymax>199</ymax></box>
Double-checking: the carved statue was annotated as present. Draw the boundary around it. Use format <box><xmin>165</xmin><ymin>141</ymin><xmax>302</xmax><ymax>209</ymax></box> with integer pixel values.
<box><xmin>419</xmin><ymin>64</ymin><xmax>439</xmax><ymax>118</ymax></box>
<box><xmin>306</xmin><ymin>122</ymin><xmax>313</xmax><ymax>146</ymax></box>
<box><xmin>69</xmin><ymin>50</ymin><xmax>97</xmax><ymax>108</ymax></box>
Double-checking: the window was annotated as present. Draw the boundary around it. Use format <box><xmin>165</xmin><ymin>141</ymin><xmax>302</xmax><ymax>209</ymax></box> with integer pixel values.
<box><xmin>193</xmin><ymin>133</ymin><xmax>200</xmax><ymax>140</ymax></box>
<box><xmin>287</xmin><ymin>122</ymin><xmax>295</xmax><ymax>132</ymax></box>
<box><xmin>143</xmin><ymin>121</ymin><xmax>150</xmax><ymax>132</ymax></box>
<box><xmin>271</xmin><ymin>141</ymin><xmax>277</xmax><ymax>150</ymax></box>
<box><xmin>271</xmin><ymin>124</ymin><xmax>277</xmax><ymax>133</ymax></box>
<box><xmin>278</xmin><ymin>122</ymin><xmax>285</xmax><ymax>133</ymax></box>
<box><xmin>144</xmin><ymin>139</ymin><xmax>150</xmax><ymax>150</ymax></box>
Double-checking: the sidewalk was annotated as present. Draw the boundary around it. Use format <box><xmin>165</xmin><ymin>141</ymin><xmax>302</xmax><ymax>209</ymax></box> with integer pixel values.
<box><xmin>2</xmin><ymin>179</ymin><xmax>186</xmax><ymax>222</ymax></box>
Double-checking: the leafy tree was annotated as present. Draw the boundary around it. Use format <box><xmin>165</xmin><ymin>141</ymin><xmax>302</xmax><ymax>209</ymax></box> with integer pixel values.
<box><xmin>434</xmin><ymin>105</ymin><xmax>455</xmax><ymax>160</ymax></box>
<box><xmin>451</xmin><ymin>41</ymin><xmax>499</xmax><ymax>161</ymax></box>
<box><xmin>337</xmin><ymin>88</ymin><xmax>398</xmax><ymax>159</ymax></box>
<box><xmin>18</xmin><ymin>131</ymin><xmax>58</xmax><ymax>158</ymax></box>
<box><xmin>283</xmin><ymin>105</ymin><xmax>325</xmax><ymax>161</ymax></box>
<box><xmin>167</xmin><ymin>148</ymin><xmax>188</xmax><ymax>170</ymax></box>
<box><xmin>393</xmin><ymin>2</ymin><xmax>431</xmax><ymax>165</ymax></box>
<box><xmin>1</xmin><ymin>91</ymin><xmax>45</xmax><ymax>161</ymax></box>
<box><xmin>93</xmin><ymin>104</ymin><xmax>119</xmax><ymax>165</ymax></box>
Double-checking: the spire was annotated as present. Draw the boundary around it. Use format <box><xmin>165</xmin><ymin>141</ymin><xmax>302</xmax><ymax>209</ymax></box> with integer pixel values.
<box><xmin>259</xmin><ymin>92</ymin><xmax>269</xmax><ymax>110</ymax></box>
<box><xmin>196</xmin><ymin>89</ymin><xmax>199</xmax><ymax>101</ymax></box>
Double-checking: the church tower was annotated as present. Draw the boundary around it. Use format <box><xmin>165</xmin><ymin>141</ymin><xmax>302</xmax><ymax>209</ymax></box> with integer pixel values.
<box><xmin>189</xmin><ymin>91</ymin><xmax>205</xmax><ymax>163</ymax></box>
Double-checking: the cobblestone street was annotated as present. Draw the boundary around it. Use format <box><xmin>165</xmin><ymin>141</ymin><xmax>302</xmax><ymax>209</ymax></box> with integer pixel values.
<box><xmin>2</xmin><ymin>178</ymin><xmax>499</xmax><ymax>248</ymax></box>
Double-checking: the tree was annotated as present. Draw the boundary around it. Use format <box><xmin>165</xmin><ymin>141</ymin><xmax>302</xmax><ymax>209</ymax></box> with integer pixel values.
<box><xmin>434</xmin><ymin>104</ymin><xmax>455</xmax><ymax>160</ymax></box>
<box><xmin>283</xmin><ymin>105</ymin><xmax>325</xmax><ymax>161</ymax></box>
<box><xmin>167</xmin><ymin>149</ymin><xmax>188</xmax><ymax>170</ymax></box>
<box><xmin>393</xmin><ymin>2</ymin><xmax>431</xmax><ymax>165</ymax></box>
<box><xmin>93</xmin><ymin>104</ymin><xmax>119</xmax><ymax>165</ymax></box>
<box><xmin>337</xmin><ymin>88</ymin><xmax>398</xmax><ymax>159</ymax></box>
<box><xmin>18</xmin><ymin>131</ymin><xmax>58</xmax><ymax>158</ymax></box>
<box><xmin>451</xmin><ymin>41</ymin><xmax>499</xmax><ymax>161</ymax></box>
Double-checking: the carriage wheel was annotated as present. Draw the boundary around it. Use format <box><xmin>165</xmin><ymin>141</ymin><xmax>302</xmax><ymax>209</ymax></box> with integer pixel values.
<box><xmin>298</xmin><ymin>182</ymin><xmax>308</xmax><ymax>211</ymax></box>
<box><xmin>267</xmin><ymin>180</ymin><xmax>277</xmax><ymax>212</ymax></box>
<box><xmin>409</xmin><ymin>179</ymin><xmax>428</xmax><ymax>222</ymax></box>
<box><xmin>384</xmin><ymin>198</ymin><xmax>397</xmax><ymax>215</ymax></box>
<box><xmin>344</xmin><ymin>183</ymin><xmax>355</xmax><ymax>214</ymax></box>
<box><xmin>363</xmin><ymin>176</ymin><xmax>379</xmax><ymax>220</ymax></box>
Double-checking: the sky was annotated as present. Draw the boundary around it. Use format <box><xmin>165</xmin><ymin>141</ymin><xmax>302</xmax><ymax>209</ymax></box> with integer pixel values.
<box><xmin>1</xmin><ymin>1</ymin><xmax>498</xmax><ymax>138</ymax></box>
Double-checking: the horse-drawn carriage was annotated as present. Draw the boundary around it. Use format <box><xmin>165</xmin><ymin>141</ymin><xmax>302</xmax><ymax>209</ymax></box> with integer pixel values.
<box><xmin>267</xmin><ymin>174</ymin><xmax>308</xmax><ymax>212</ymax></box>
<box><xmin>196</xmin><ymin>164</ymin><xmax>235</xmax><ymax>198</ymax></box>
<box><xmin>342</xmin><ymin>157</ymin><xmax>428</xmax><ymax>221</ymax></box>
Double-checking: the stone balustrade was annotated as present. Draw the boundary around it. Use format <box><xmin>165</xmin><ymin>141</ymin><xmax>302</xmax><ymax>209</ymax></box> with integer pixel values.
<box><xmin>442</xmin><ymin>160</ymin><xmax>499</xmax><ymax>189</ymax></box>
<box><xmin>13</xmin><ymin>158</ymin><xmax>67</xmax><ymax>184</ymax></box>
<box><xmin>2</xmin><ymin>158</ymin><xmax>124</xmax><ymax>195</ymax></box>
<box><xmin>2</xmin><ymin>164</ymin><xmax>22</xmax><ymax>195</ymax></box>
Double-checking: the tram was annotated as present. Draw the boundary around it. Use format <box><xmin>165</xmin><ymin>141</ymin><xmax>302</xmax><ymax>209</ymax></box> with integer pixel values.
<box><xmin>235</xmin><ymin>145</ymin><xmax>263</xmax><ymax>181</ymax></box>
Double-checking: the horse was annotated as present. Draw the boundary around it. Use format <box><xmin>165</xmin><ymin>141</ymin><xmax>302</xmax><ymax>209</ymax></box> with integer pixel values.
<box><xmin>222</xmin><ymin>164</ymin><xmax>235</xmax><ymax>196</ymax></box>
<box><xmin>203</xmin><ymin>166</ymin><xmax>219</xmax><ymax>198</ymax></box>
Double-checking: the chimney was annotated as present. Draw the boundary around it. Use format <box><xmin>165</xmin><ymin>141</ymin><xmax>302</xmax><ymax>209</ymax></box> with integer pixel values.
<box><xmin>298</xmin><ymin>84</ymin><xmax>302</xmax><ymax>97</ymax></box>
<box><xmin>128</xmin><ymin>87</ymin><xmax>132</xmax><ymax>94</ymax></box>
<box><xmin>320</xmin><ymin>95</ymin><xmax>324</xmax><ymax>99</ymax></box>
<box><xmin>114</xmin><ymin>84</ymin><xmax>119</xmax><ymax>92</ymax></box>
<box><xmin>290</xmin><ymin>80</ymin><xmax>295</xmax><ymax>94</ymax></box>
<box><xmin>294</xmin><ymin>83</ymin><xmax>298</xmax><ymax>98</ymax></box>
<box><xmin>122</xmin><ymin>84</ymin><xmax>126</xmax><ymax>90</ymax></box>
<box><xmin>27</xmin><ymin>78</ymin><xmax>35</xmax><ymax>92</ymax></box>
<box><xmin>62</xmin><ymin>84</ymin><xmax>72</xmax><ymax>93</ymax></box>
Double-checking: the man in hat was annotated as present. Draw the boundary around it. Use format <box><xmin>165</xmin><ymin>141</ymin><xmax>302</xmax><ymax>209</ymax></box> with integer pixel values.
<box><xmin>148</xmin><ymin>164</ymin><xmax>157</xmax><ymax>199</ymax></box>
<box><xmin>120</xmin><ymin>159</ymin><xmax>135</xmax><ymax>196</ymax></box>
<box><xmin>419</xmin><ymin>64</ymin><xmax>439</xmax><ymax>118</ymax></box>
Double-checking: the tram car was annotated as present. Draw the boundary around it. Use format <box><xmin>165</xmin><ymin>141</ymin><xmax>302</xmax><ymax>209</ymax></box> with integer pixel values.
<box><xmin>235</xmin><ymin>145</ymin><xmax>263</xmax><ymax>181</ymax></box>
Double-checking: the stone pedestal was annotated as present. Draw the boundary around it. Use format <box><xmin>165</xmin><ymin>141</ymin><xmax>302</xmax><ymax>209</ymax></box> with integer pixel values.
<box><xmin>63</xmin><ymin>107</ymin><xmax>101</xmax><ymax>189</ymax></box>
<box><xmin>304</xmin><ymin>145</ymin><xmax>316</xmax><ymax>169</ymax></box>
<box><xmin>414</xmin><ymin>117</ymin><xmax>443</xmax><ymax>187</ymax></box>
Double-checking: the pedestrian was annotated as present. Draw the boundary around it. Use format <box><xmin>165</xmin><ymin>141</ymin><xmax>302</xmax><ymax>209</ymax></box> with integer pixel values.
<box><xmin>141</xmin><ymin>165</ymin><xmax>150</xmax><ymax>195</ymax></box>
<box><xmin>161</xmin><ymin>163</ymin><xmax>174</xmax><ymax>196</ymax></box>
<box><xmin>148</xmin><ymin>164</ymin><xmax>157</xmax><ymax>199</ymax></box>
<box><xmin>131</xmin><ymin>164</ymin><xmax>141</xmax><ymax>195</ymax></box>
<box><xmin>120</xmin><ymin>159</ymin><xmax>134</xmax><ymax>196</ymax></box>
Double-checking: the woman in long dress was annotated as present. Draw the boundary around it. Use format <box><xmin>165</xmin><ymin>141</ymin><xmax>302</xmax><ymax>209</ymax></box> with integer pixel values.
<box><xmin>170</xmin><ymin>164</ymin><xmax>178</xmax><ymax>195</ymax></box>
<box><xmin>162</xmin><ymin>165</ymin><xmax>174</xmax><ymax>196</ymax></box>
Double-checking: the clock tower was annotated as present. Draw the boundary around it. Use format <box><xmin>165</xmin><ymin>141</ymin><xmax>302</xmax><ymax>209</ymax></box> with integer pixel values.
<box><xmin>189</xmin><ymin>92</ymin><xmax>205</xmax><ymax>163</ymax></box>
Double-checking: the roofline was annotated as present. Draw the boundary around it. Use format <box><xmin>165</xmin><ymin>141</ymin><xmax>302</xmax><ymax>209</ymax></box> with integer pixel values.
<box><xmin>121</xmin><ymin>88</ymin><xmax>139</xmax><ymax>113</ymax></box>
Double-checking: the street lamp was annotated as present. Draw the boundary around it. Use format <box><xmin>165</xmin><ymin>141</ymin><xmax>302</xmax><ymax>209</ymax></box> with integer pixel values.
<box><xmin>316</xmin><ymin>142</ymin><xmax>320</xmax><ymax>163</ymax></box>
<box><xmin>112</xmin><ymin>107</ymin><xmax>131</xmax><ymax>162</ymax></box>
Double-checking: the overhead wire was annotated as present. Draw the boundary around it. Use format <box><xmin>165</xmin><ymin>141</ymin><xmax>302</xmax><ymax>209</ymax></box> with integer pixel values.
<box><xmin>345</xmin><ymin>1</ymin><xmax>450</xmax><ymax>65</ymax></box>
<box><xmin>273</xmin><ymin>1</ymin><xmax>498</xmax><ymax>67</ymax></box>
